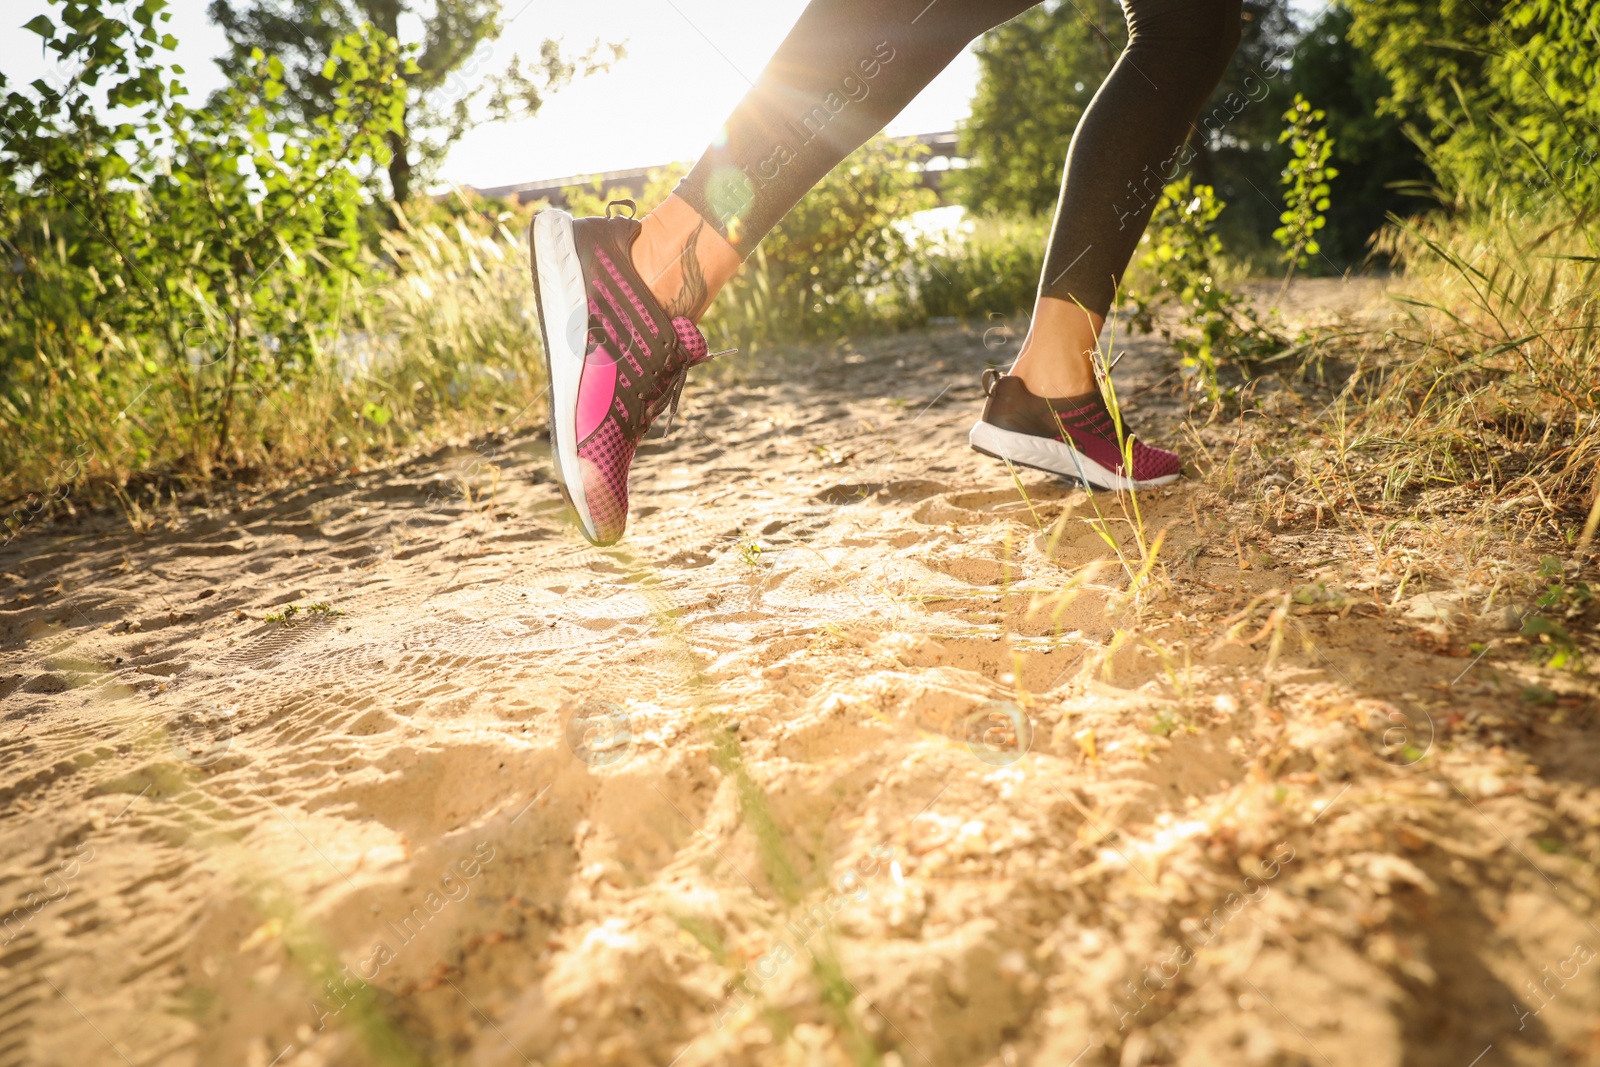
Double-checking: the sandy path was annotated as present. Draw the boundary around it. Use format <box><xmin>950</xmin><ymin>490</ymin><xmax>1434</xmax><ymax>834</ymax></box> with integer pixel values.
<box><xmin>2</xmin><ymin>281</ymin><xmax>1597</xmax><ymax>1067</ymax></box>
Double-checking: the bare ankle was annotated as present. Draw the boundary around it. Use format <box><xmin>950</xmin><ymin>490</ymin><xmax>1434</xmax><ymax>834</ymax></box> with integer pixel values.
<box><xmin>1008</xmin><ymin>296</ymin><xmax>1103</xmax><ymax>397</ymax></box>
<box><xmin>1010</xmin><ymin>352</ymin><xmax>1097</xmax><ymax>399</ymax></box>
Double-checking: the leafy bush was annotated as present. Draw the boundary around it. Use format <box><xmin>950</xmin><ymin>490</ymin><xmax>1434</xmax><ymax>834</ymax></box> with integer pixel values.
<box><xmin>1348</xmin><ymin>0</ymin><xmax>1600</xmax><ymax>208</ymax></box>
<box><xmin>0</xmin><ymin>2</ymin><xmax>550</xmax><ymax>519</ymax></box>
<box><xmin>909</xmin><ymin>214</ymin><xmax>1048</xmax><ymax>322</ymax></box>
<box><xmin>1122</xmin><ymin>178</ymin><xmax>1284</xmax><ymax>401</ymax></box>
<box><xmin>1280</xmin><ymin>5</ymin><xmax>1429</xmax><ymax>263</ymax></box>
<box><xmin>1273</xmin><ymin>94</ymin><xmax>1338</xmax><ymax>281</ymax></box>
<box><xmin>0</xmin><ymin>0</ymin><xmax>406</xmax><ymax>495</ymax></box>
<box><xmin>722</xmin><ymin>136</ymin><xmax>935</xmax><ymax>345</ymax></box>
<box><xmin>552</xmin><ymin>138</ymin><xmax>934</xmax><ymax>353</ymax></box>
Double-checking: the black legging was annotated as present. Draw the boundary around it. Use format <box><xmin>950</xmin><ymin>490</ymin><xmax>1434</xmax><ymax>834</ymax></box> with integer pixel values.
<box><xmin>674</xmin><ymin>0</ymin><xmax>1242</xmax><ymax>318</ymax></box>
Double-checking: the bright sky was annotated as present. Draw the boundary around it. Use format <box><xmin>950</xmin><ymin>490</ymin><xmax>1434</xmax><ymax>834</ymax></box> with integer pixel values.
<box><xmin>2</xmin><ymin>1</ymin><xmax>1328</xmax><ymax>189</ymax></box>
<box><xmin>0</xmin><ymin>1</ymin><xmax>981</xmax><ymax>189</ymax></box>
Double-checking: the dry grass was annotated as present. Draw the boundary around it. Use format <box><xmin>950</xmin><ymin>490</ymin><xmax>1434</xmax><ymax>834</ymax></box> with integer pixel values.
<box><xmin>1355</xmin><ymin>208</ymin><xmax>1597</xmax><ymax>525</ymax></box>
<box><xmin>1</xmin><ymin>206</ymin><xmax>548</xmax><ymax>534</ymax></box>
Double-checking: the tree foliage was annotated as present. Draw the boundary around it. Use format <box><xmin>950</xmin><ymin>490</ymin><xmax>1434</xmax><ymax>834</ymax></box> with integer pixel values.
<box><xmin>953</xmin><ymin>0</ymin><xmax>1124</xmax><ymax>217</ymax></box>
<box><xmin>957</xmin><ymin>0</ymin><xmax>1301</xmax><ymax>253</ymax></box>
<box><xmin>1346</xmin><ymin>0</ymin><xmax>1600</xmax><ymax>206</ymax></box>
<box><xmin>207</xmin><ymin>0</ymin><xmax>620</xmax><ymax>206</ymax></box>
<box><xmin>0</xmin><ymin>0</ymin><xmax>406</xmax><ymax>464</ymax></box>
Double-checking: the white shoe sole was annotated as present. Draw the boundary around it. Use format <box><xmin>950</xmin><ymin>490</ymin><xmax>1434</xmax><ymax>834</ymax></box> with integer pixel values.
<box><xmin>968</xmin><ymin>420</ymin><xmax>1179</xmax><ymax>491</ymax></box>
<box><xmin>530</xmin><ymin>210</ymin><xmax>600</xmax><ymax>542</ymax></box>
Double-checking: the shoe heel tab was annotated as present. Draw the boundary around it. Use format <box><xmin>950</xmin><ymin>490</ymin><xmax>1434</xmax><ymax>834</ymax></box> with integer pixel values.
<box><xmin>983</xmin><ymin>370</ymin><xmax>1038</xmax><ymax>401</ymax></box>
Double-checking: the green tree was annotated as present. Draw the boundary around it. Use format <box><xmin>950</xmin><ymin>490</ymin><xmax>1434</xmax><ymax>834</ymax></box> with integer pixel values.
<box><xmin>1345</xmin><ymin>0</ymin><xmax>1598</xmax><ymax>205</ymax></box>
<box><xmin>1343</xmin><ymin>0</ymin><xmax>1505</xmax><ymax>144</ymax></box>
<box><xmin>1</xmin><ymin>0</ymin><xmax>406</xmax><ymax>464</ymax></box>
<box><xmin>953</xmin><ymin>0</ymin><xmax>1125</xmax><ymax>217</ymax></box>
<box><xmin>207</xmin><ymin>0</ymin><xmax>620</xmax><ymax>207</ymax></box>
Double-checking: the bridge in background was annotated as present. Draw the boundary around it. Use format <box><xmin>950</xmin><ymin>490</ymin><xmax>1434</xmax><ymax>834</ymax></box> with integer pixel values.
<box><xmin>463</xmin><ymin>131</ymin><xmax>963</xmax><ymax>209</ymax></box>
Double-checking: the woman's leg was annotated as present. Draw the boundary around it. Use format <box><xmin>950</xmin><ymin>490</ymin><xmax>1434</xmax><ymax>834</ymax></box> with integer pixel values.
<box><xmin>534</xmin><ymin>0</ymin><xmax>1039</xmax><ymax>546</ymax></box>
<box><xmin>639</xmin><ymin>0</ymin><xmax>1241</xmax><ymax>374</ymax></box>
<box><xmin>970</xmin><ymin>0</ymin><xmax>1241</xmax><ymax>490</ymax></box>
<box><xmin>633</xmin><ymin>0</ymin><xmax>1038</xmax><ymax>320</ymax></box>
<box><xmin>1011</xmin><ymin>0</ymin><xmax>1242</xmax><ymax>397</ymax></box>
<box><xmin>538</xmin><ymin>0</ymin><xmax>1243</xmax><ymax>544</ymax></box>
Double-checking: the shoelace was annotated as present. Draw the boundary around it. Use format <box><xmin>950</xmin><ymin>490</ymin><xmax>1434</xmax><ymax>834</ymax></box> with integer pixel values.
<box><xmin>640</xmin><ymin>324</ymin><xmax>733</xmax><ymax>437</ymax></box>
<box><xmin>646</xmin><ymin>352</ymin><xmax>694</xmax><ymax>437</ymax></box>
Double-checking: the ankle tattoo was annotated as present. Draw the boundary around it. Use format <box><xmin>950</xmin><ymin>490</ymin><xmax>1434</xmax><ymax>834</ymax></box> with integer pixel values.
<box><xmin>663</xmin><ymin>222</ymin><xmax>708</xmax><ymax>321</ymax></box>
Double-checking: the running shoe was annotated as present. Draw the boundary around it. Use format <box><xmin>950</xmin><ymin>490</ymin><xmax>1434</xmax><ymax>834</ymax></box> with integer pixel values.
<box><xmin>968</xmin><ymin>369</ymin><xmax>1181</xmax><ymax>489</ymax></box>
<box><xmin>529</xmin><ymin>202</ymin><xmax>716</xmax><ymax>546</ymax></box>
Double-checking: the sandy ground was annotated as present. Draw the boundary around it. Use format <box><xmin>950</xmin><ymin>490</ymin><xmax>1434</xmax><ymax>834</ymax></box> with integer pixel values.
<box><xmin>2</xmin><ymin>279</ymin><xmax>1598</xmax><ymax>1067</ymax></box>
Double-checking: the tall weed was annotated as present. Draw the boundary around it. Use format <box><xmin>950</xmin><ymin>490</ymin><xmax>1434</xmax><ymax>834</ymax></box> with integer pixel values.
<box><xmin>1361</xmin><ymin>206</ymin><xmax>1598</xmax><ymax>518</ymax></box>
